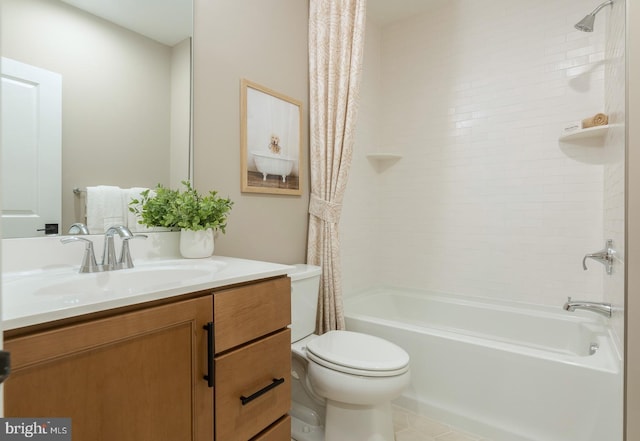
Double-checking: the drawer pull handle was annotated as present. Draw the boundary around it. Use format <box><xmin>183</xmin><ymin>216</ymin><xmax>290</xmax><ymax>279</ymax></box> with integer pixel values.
<box><xmin>203</xmin><ymin>322</ymin><xmax>214</xmax><ymax>388</ymax></box>
<box><xmin>240</xmin><ymin>378</ymin><xmax>285</xmax><ymax>405</ymax></box>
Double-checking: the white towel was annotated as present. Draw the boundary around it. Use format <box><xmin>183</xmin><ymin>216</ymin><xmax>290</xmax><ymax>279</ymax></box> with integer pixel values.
<box><xmin>123</xmin><ymin>187</ymin><xmax>159</xmax><ymax>233</ymax></box>
<box><xmin>86</xmin><ymin>185</ymin><xmax>125</xmax><ymax>234</ymax></box>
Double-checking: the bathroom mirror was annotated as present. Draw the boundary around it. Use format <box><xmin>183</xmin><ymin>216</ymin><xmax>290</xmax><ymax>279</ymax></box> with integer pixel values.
<box><xmin>0</xmin><ymin>0</ymin><xmax>193</xmax><ymax>237</ymax></box>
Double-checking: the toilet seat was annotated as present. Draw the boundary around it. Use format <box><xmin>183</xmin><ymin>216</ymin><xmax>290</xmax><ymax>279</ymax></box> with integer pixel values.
<box><xmin>306</xmin><ymin>330</ymin><xmax>409</xmax><ymax>377</ymax></box>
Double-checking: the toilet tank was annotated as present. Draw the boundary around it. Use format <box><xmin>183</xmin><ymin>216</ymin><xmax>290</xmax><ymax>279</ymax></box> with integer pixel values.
<box><xmin>288</xmin><ymin>264</ymin><xmax>321</xmax><ymax>343</ymax></box>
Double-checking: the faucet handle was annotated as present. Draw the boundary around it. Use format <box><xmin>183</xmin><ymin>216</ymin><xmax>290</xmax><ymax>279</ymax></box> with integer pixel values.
<box><xmin>582</xmin><ymin>255</ymin><xmax>589</xmax><ymax>271</ymax></box>
<box><xmin>61</xmin><ymin>236</ymin><xmax>100</xmax><ymax>273</ymax></box>
<box><xmin>582</xmin><ymin>239</ymin><xmax>614</xmax><ymax>274</ymax></box>
<box><xmin>118</xmin><ymin>234</ymin><xmax>148</xmax><ymax>269</ymax></box>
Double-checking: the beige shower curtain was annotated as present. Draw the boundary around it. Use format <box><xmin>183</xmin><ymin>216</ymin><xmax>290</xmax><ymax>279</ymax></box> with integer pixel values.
<box><xmin>307</xmin><ymin>0</ymin><xmax>367</xmax><ymax>334</ymax></box>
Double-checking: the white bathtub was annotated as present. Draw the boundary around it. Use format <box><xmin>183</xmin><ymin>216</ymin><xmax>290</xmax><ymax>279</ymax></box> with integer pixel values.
<box><xmin>251</xmin><ymin>151</ymin><xmax>294</xmax><ymax>182</ymax></box>
<box><xmin>344</xmin><ymin>287</ymin><xmax>623</xmax><ymax>441</ymax></box>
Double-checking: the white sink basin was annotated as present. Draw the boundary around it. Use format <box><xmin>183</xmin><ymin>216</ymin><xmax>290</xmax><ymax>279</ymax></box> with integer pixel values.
<box><xmin>3</xmin><ymin>258</ymin><xmax>227</xmax><ymax>316</ymax></box>
<box><xmin>34</xmin><ymin>267</ymin><xmax>213</xmax><ymax>297</ymax></box>
<box><xmin>2</xmin><ymin>255</ymin><xmax>293</xmax><ymax>331</ymax></box>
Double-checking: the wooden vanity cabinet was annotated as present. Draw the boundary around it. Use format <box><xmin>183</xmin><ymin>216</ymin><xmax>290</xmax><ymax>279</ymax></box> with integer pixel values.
<box><xmin>4</xmin><ymin>295</ymin><xmax>214</xmax><ymax>441</ymax></box>
<box><xmin>3</xmin><ymin>275</ymin><xmax>292</xmax><ymax>441</ymax></box>
<box><xmin>213</xmin><ymin>276</ymin><xmax>292</xmax><ymax>441</ymax></box>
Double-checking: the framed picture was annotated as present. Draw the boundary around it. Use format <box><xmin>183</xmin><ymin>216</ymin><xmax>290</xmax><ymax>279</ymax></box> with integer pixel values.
<box><xmin>240</xmin><ymin>79</ymin><xmax>303</xmax><ymax>195</ymax></box>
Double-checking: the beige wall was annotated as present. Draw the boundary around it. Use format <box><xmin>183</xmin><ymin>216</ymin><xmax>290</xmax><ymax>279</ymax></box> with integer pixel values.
<box><xmin>192</xmin><ymin>0</ymin><xmax>309</xmax><ymax>264</ymax></box>
<box><xmin>627</xmin><ymin>0</ymin><xmax>640</xmax><ymax>438</ymax></box>
<box><xmin>170</xmin><ymin>38</ymin><xmax>192</xmax><ymax>189</ymax></box>
<box><xmin>1</xmin><ymin>0</ymin><xmax>174</xmax><ymax>233</ymax></box>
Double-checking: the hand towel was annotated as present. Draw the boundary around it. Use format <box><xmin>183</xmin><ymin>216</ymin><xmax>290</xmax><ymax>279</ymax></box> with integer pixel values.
<box><xmin>86</xmin><ymin>185</ymin><xmax>125</xmax><ymax>234</ymax></box>
<box><xmin>582</xmin><ymin>113</ymin><xmax>608</xmax><ymax>128</ymax></box>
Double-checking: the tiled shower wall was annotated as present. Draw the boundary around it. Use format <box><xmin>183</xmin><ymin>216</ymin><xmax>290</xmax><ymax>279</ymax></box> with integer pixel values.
<box><xmin>342</xmin><ymin>0</ymin><xmax>613</xmax><ymax>307</ymax></box>
<box><xmin>603</xmin><ymin>1</ymin><xmax>625</xmax><ymax>349</ymax></box>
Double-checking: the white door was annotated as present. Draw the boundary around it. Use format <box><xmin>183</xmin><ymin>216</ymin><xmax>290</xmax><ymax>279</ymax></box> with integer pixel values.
<box><xmin>1</xmin><ymin>57</ymin><xmax>62</xmax><ymax>238</ymax></box>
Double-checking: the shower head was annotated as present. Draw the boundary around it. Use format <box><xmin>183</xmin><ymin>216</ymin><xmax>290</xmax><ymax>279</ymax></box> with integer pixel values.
<box><xmin>574</xmin><ymin>14</ymin><xmax>596</xmax><ymax>32</ymax></box>
<box><xmin>575</xmin><ymin>0</ymin><xmax>613</xmax><ymax>32</ymax></box>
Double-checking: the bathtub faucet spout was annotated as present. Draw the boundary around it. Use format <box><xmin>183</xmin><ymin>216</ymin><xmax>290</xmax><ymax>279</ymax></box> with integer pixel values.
<box><xmin>563</xmin><ymin>296</ymin><xmax>612</xmax><ymax>318</ymax></box>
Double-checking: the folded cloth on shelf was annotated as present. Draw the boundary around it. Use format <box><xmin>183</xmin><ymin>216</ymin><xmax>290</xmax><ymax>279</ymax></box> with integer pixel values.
<box><xmin>581</xmin><ymin>113</ymin><xmax>609</xmax><ymax>128</ymax></box>
<box><xmin>86</xmin><ymin>185</ymin><xmax>125</xmax><ymax>234</ymax></box>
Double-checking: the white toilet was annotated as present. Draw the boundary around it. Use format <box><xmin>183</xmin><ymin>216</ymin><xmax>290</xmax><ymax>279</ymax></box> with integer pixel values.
<box><xmin>289</xmin><ymin>264</ymin><xmax>410</xmax><ymax>441</ymax></box>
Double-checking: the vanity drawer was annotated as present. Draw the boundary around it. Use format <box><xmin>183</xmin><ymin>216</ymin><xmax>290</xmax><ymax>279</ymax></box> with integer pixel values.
<box><xmin>214</xmin><ymin>276</ymin><xmax>290</xmax><ymax>353</ymax></box>
<box><xmin>252</xmin><ymin>415</ymin><xmax>291</xmax><ymax>441</ymax></box>
<box><xmin>215</xmin><ymin>329</ymin><xmax>291</xmax><ymax>441</ymax></box>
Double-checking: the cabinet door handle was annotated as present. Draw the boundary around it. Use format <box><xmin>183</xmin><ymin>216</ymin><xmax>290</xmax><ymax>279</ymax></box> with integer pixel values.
<box><xmin>203</xmin><ymin>322</ymin><xmax>214</xmax><ymax>387</ymax></box>
<box><xmin>240</xmin><ymin>378</ymin><xmax>285</xmax><ymax>405</ymax></box>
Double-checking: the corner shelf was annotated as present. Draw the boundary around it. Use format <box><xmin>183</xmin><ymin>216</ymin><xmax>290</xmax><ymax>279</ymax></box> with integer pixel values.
<box><xmin>559</xmin><ymin>125</ymin><xmax>609</xmax><ymax>142</ymax></box>
<box><xmin>366</xmin><ymin>153</ymin><xmax>402</xmax><ymax>161</ymax></box>
<box><xmin>366</xmin><ymin>153</ymin><xmax>402</xmax><ymax>172</ymax></box>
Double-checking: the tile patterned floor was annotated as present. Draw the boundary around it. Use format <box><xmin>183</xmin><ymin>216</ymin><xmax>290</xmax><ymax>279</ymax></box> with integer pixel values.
<box><xmin>291</xmin><ymin>404</ymin><xmax>492</xmax><ymax>441</ymax></box>
<box><xmin>392</xmin><ymin>405</ymin><xmax>492</xmax><ymax>441</ymax></box>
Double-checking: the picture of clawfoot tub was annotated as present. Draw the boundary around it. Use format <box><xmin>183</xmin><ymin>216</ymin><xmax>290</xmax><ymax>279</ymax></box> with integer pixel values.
<box><xmin>251</xmin><ymin>151</ymin><xmax>294</xmax><ymax>182</ymax></box>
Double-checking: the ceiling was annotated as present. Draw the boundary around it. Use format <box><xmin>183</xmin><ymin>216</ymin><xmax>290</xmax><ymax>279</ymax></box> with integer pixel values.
<box><xmin>60</xmin><ymin>0</ymin><xmax>192</xmax><ymax>46</ymax></box>
<box><xmin>60</xmin><ymin>0</ymin><xmax>436</xmax><ymax>45</ymax></box>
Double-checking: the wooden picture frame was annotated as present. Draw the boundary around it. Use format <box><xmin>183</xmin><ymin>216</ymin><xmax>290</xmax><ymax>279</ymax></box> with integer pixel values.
<box><xmin>240</xmin><ymin>79</ymin><xmax>303</xmax><ymax>195</ymax></box>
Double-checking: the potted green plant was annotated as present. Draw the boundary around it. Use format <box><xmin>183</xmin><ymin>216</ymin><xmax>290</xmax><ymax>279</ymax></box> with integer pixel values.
<box><xmin>129</xmin><ymin>181</ymin><xmax>233</xmax><ymax>258</ymax></box>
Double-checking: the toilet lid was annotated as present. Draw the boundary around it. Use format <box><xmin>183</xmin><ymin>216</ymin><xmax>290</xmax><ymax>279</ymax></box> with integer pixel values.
<box><xmin>306</xmin><ymin>330</ymin><xmax>410</xmax><ymax>377</ymax></box>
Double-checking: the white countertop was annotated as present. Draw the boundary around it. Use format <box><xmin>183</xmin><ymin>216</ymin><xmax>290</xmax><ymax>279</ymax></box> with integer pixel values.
<box><xmin>3</xmin><ymin>255</ymin><xmax>293</xmax><ymax>331</ymax></box>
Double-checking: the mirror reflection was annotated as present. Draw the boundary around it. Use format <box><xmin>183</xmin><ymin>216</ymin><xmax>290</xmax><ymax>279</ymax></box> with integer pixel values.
<box><xmin>1</xmin><ymin>0</ymin><xmax>193</xmax><ymax>238</ymax></box>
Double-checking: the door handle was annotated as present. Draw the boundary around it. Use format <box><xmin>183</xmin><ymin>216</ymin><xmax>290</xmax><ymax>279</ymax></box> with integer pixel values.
<box><xmin>203</xmin><ymin>322</ymin><xmax>214</xmax><ymax>387</ymax></box>
<box><xmin>240</xmin><ymin>378</ymin><xmax>285</xmax><ymax>405</ymax></box>
<box><xmin>36</xmin><ymin>223</ymin><xmax>59</xmax><ymax>235</ymax></box>
<box><xmin>0</xmin><ymin>351</ymin><xmax>10</xmax><ymax>384</ymax></box>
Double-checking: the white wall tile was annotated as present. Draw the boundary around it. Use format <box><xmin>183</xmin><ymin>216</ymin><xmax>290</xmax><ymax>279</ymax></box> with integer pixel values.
<box><xmin>341</xmin><ymin>0</ymin><xmax>620</xmax><ymax>309</ymax></box>
<box><xmin>603</xmin><ymin>1</ymin><xmax>625</xmax><ymax>350</ymax></box>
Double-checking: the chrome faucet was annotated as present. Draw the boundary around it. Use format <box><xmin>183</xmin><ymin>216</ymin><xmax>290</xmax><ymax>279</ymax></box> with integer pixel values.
<box><xmin>582</xmin><ymin>239</ymin><xmax>614</xmax><ymax>275</ymax></box>
<box><xmin>102</xmin><ymin>225</ymin><xmax>134</xmax><ymax>270</ymax></box>
<box><xmin>63</xmin><ymin>225</ymin><xmax>146</xmax><ymax>273</ymax></box>
<box><xmin>563</xmin><ymin>296</ymin><xmax>612</xmax><ymax>318</ymax></box>
<box><xmin>102</xmin><ymin>225</ymin><xmax>147</xmax><ymax>270</ymax></box>
<box><xmin>68</xmin><ymin>222</ymin><xmax>90</xmax><ymax>235</ymax></box>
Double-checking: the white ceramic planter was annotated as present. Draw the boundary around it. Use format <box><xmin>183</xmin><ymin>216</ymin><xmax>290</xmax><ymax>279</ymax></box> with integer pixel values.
<box><xmin>179</xmin><ymin>228</ymin><xmax>214</xmax><ymax>258</ymax></box>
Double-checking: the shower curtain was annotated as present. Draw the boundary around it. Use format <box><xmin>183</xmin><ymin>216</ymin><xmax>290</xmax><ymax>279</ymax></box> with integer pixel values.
<box><xmin>307</xmin><ymin>0</ymin><xmax>367</xmax><ymax>333</ymax></box>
